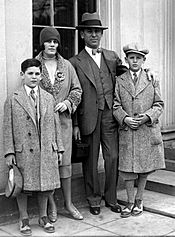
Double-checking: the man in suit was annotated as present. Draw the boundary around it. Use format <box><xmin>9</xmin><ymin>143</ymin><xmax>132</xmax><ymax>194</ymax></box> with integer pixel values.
<box><xmin>3</xmin><ymin>58</ymin><xmax>64</xmax><ymax>235</ymax></box>
<box><xmin>69</xmin><ymin>12</ymin><xmax>127</xmax><ymax>215</ymax></box>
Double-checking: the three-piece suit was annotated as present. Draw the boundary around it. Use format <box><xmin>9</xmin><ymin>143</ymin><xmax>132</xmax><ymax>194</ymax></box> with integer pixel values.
<box><xmin>69</xmin><ymin>48</ymin><xmax>126</xmax><ymax>206</ymax></box>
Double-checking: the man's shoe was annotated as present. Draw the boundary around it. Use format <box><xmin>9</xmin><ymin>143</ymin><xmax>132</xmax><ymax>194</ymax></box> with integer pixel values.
<box><xmin>105</xmin><ymin>201</ymin><xmax>122</xmax><ymax>213</ymax></box>
<box><xmin>19</xmin><ymin>219</ymin><xmax>32</xmax><ymax>236</ymax></box>
<box><xmin>48</xmin><ymin>210</ymin><xmax>57</xmax><ymax>223</ymax></box>
<box><xmin>89</xmin><ymin>206</ymin><xmax>100</xmax><ymax>215</ymax></box>
<box><xmin>120</xmin><ymin>203</ymin><xmax>134</xmax><ymax>218</ymax></box>
<box><xmin>132</xmin><ymin>199</ymin><xmax>143</xmax><ymax>216</ymax></box>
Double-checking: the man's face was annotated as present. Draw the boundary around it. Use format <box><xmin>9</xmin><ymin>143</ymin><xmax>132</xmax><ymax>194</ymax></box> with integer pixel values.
<box><xmin>125</xmin><ymin>53</ymin><xmax>145</xmax><ymax>72</ymax></box>
<box><xmin>80</xmin><ymin>28</ymin><xmax>103</xmax><ymax>49</ymax></box>
<box><xmin>21</xmin><ymin>66</ymin><xmax>41</xmax><ymax>88</ymax></box>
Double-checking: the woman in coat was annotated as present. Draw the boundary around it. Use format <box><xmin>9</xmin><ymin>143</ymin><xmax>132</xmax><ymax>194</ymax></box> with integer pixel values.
<box><xmin>113</xmin><ymin>43</ymin><xmax>165</xmax><ymax>218</ymax></box>
<box><xmin>36</xmin><ymin>27</ymin><xmax>83</xmax><ymax>221</ymax></box>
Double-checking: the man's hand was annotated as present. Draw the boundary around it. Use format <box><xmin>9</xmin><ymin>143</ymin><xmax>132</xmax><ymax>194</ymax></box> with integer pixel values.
<box><xmin>58</xmin><ymin>152</ymin><xmax>63</xmax><ymax>166</ymax></box>
<box><xmin>54</xmin><ymin>102</ymin><xmax>67</xmax><ymax>113</ymax></box>
<box><xmin>73</xmin><ymin>126</ymin><xmax>81</xmax><ymax>141</ymax></box>
<box><xmin>124</xmin><ymin>116</ymin><xmax>140</xmax><ymax>130</ymax></box>
<box><xmin>6</xmin><ymin>154</ymin><xmax>16</xmax><ymax>167</ymax></box>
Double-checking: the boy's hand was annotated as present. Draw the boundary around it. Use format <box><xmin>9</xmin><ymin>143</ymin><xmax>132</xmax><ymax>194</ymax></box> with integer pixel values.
<box><xmin>124</xmin><ymin>116</ymin><xmax>140</xmax><ymax>130</ymax></box>
<box><xmin>54</xmin><ymin>102</ymin><xmax>67</xmax><ymax>113</ymax></box>
<box><xmin>6</xmin><ymin>154</ymin><xmax>16</xmax><ymax>167</ymax></box>
<box><xmin>135</xmin><ymin>114</ymin><xmax>150</xmax><ymax>125</ymax></box>
<box><xmin>58</xmin><ymin>152</ymin><xmax>63</xmax><ymax>166</ymax></box>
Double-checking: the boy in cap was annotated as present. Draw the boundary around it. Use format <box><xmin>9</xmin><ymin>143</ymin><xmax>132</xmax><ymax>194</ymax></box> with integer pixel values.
<box><xmin>3</xmin><ymin>58</ymin><xmax>64</xmax><ymax>235</ymax></box>
<box><xmin>69</xmin><ymin>12</ymin><xmax>127</xmax><ymax>215</ymax></box>
<box><xmin>113</xmin><ymin>42</ymin><xmax>165</xmax><ymax>218</ymax></box>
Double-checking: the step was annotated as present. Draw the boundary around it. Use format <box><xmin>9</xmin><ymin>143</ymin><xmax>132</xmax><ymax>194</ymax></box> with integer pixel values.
<box><xmin>164</xmin><ymin>148</ymin><xmax>175</xmax><ymax>160</ymax></box>
<box><xmin>165</xmin><ymin>159</ymin><xmax>175</xmax><ymax>172</ymax></box>
<box><xmin>145</xmin><ymin>170</ymin><xmax>175</xmax><ymax>196</ymax></box>
<box><xmin>117</xmin><ymin>189</ymin><xmax>175</xmax><ymax>218</ymax></box>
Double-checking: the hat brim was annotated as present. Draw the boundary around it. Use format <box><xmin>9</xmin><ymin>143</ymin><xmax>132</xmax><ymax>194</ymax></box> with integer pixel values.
<box><xmin>76</xmin><ymin>25</ymin><xmax>108</xmax><ymax>30</ymax></box>
<box><xmin>124</xmin><ymin>50</ymin><xmax>148</xmax><ymax>56</ymax></box>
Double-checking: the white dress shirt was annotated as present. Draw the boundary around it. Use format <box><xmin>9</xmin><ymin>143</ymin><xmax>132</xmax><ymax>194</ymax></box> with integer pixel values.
<box><xmin>85</xmin><ymin>46</ymin><xmax>101</xmax><ymax>68</ymax></box>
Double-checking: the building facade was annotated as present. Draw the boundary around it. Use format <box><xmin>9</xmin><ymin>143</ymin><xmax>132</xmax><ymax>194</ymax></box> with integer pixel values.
<box><xmin>0</xmin><ymin>0</ymin><xmax>175</xmax><ymax>194</ymax></box>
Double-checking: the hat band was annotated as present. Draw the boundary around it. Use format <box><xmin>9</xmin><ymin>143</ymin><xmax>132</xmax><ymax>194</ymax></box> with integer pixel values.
<box><xmin>81</xmin><ymin>19</ymin><xmax>102</xmax><ymax>26</ymax></box>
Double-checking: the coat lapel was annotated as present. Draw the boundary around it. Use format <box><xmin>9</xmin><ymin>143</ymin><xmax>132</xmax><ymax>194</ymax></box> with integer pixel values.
<box><xmin>120</xmin><ymin>71</ymin><xmax>136</xmax><ymax>98</ymax></box>
<box><xmin>77</xmin><ymin>49</ymin><xmax>97</xmax><ymax>88</ymax></box>
<box><xmin>135</xmin><ymin>71</ymin><xmax>150</xmax><ymax>96</ymax></box>
<box><xmin>14</xmin><ymin>86</ymin><xmax>37</xmax><ymax>127</ymax></box>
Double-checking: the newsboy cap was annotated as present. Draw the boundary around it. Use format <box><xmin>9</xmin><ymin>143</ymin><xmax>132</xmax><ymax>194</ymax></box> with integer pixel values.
<box><xmin>123</xmin><ymin>42</ymin><xmax>149</xmax><ymax>56</ymax></box>
<box><xmin>76</xmin><ymin>12</ymin><xmax>108</xmax><ymax>30</ymax></box>
<box><xmin>40</xmin><ymin>27</ymin><xmax>61</xmax><ymax>46</ymax></box>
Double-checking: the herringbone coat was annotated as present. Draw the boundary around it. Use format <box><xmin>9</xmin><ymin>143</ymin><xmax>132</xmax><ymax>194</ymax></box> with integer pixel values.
<box><xmin>113</xmin><ymin>70</ymin><xmax>165</xmax><ymax>173</ymax></box>
<box><xmin>3</xmin><ymin>86</ymin><xmax>64</xmax><ymax>191</ymax></box>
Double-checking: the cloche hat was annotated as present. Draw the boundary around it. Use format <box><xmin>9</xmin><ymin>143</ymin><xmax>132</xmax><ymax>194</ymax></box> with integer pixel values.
<box><xmin>76</xmin><ymin>12</ymin><xmax>108</xmax><ymax>30</ymax></box>
<box><xmin>40</xmin><ymin>27</ymin><xmax>61</xmax><ymax>46</ymax></box>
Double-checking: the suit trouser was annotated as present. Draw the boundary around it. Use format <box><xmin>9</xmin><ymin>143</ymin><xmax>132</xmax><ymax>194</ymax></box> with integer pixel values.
<box><xmin>82</xmin><ymin>105</ymin><xmax>119</xmax><ymax>206</ymax></box>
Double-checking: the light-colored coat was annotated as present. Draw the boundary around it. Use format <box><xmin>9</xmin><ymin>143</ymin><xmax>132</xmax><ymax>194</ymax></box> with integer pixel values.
<box><xmin>113</xmin><ymin>70</ymin><xmax>165</xmax><ymax>173</ymax></box>
<box><xmin>3</xmin><ymin>86</ymin><xmax>64</xmax><ymax>191</ymax></box>
<box><xmin>36</xmin><ymin>52</ymin><xmax>82</xmax><ymax>168</ymax></box>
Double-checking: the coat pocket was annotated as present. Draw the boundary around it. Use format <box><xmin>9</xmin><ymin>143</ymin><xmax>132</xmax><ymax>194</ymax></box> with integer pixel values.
<box><xmin>150</xmin><ymin>124</ymin><xmax>163</xmax><ymax>145</ymax></box>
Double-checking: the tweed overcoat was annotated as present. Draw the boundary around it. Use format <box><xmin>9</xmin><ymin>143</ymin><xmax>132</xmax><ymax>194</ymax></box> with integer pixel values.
<box><xmin>3</xmin><ymin>86</ymin><xmax>64</xmax><ymax>191</ymax></box>
<box><xmin>36</xmin><ymin>52</ymin><xmax>82</xmax><ymax>171</ymax></box>
<box><xmin>113</xmin><ymin>70</ymin><xmax>165</xmax><ymax>173</ymax></box>
<box><xmin>69</xmin><ymin>48</ymin><xmax>126</xmax><ymax>136</ymax></box>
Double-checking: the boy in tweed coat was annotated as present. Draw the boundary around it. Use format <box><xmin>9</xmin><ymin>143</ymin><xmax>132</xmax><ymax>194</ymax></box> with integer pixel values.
<box><xmin>3</xmin><ymin>59</ymin><xmax>64</xmax><ymax>235</ymax></box>
<box><xmin>113</xmin><ymin>43</ymin><xmax>165</xmax><ymax>218</ymax></box>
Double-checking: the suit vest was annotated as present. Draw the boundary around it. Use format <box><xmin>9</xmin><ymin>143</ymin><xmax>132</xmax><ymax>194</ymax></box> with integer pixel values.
<box><xmin>88</xmin><ymin>53</ymin><xmax>114</xmax><ymax>110</ymax></box>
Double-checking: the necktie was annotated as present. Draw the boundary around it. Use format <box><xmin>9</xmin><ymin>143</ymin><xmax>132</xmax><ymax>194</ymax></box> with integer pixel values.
<box><xmin>30</xmin><ymin>89</ymin><xmax>36</xmax><ymax>105</ymax></box>
<box><xmin>133</xmin><ymin>72</ymin><xmax>138</xmax><ymax>85</ymax></box>
<box><xmin>92</xmin><ymin>48</ymin><xmax>102</xmax><ymax>55</ymax></box>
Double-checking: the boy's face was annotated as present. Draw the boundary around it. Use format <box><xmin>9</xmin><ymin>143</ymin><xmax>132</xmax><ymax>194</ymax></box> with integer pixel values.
<box><xmin>21</xmin><ymin>66</ymin><xmax>41</xmax><ymax>88</ymax></box>
<box><xmin>125</xmin><ymin>53</ymin><xmax>145</xmax><ymax>72</ymax></box>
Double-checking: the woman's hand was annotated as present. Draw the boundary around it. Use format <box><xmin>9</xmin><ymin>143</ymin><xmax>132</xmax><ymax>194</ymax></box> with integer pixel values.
<box><xmin>6</xmin><ymin>154</ymin><xmax>16</xmax><ymax>167</ymax></box>
<box><xmin>54</xmin><ymin>102</ymin><xmax>67</xmax><ymax>113</ymax></box>
<box><xmin>135</xmin><ymin>114</ymin><xmax>150</xmax><ymax>125</ymax></box>
<box><xmin>58</xmin><ymin>152</ymin><xmax>63</xmax><ymax>166</ymax></box>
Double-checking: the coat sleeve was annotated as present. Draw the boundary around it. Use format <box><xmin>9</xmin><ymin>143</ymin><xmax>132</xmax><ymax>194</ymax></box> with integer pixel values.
<box><xmin>63</xmin><ymin>61</ymin><xmax>82</xmax><ymax>114</ymax></box>
<box><xmin>54</xmin><ymin>112</ymin><xmax>64</xmax><ymax>153</ymax></box>
<box><xmin>3</xmin><ymin>96</ymin><xmax>15</xmax><ymax>157</ymax></box>
<box><xmin>113</xmin><ymin>77</ymin><xmax>129</xmax><ymax>127</ymax></box>
<box><xmin>145</xmin><ymin>79</ymin><xmax>164</xmax><ymax>125</ymax></box>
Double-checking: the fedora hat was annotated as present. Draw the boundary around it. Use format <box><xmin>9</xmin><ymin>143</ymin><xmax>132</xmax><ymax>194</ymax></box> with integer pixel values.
<box><xmin>123</xmin><ymin>42</ymin><xmax>149</xmax><ymax>56</ymax></box>
<box><xmin>76</xmin><ymin>12</ymin><xmax>108</xmax><ymax>30</ymax></box>
<box><xmin>5</xmin><ymin>165</ymin><xmax>23</xmax><ymax>198</ymax></box>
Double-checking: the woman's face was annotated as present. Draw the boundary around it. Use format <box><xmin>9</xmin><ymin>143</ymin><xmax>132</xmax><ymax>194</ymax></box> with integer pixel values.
<box><xmin>43</xmin><ymin>39</ymin><xmax>59</xmax><ymax>57</ymax></box>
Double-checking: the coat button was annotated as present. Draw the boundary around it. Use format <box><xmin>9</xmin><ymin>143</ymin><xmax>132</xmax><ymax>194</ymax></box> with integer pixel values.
<box><xmin>30</xmin><ymin>148</ymin><xmax>33</xmax><ymax>153</ymax></box>
<box><xmin>134</xmin><ymin>113</ymin><xmax>138</xmax><ymax>117</ymax></box>
<box><xmin>27</xmin><ymin>115</ymin><xmax>30</xmax><ymax>120</ymax></box>
<box><xmin>28</xmin><ymin>132</ymin><xmax>31</xmax><ymax>136</ymax></box>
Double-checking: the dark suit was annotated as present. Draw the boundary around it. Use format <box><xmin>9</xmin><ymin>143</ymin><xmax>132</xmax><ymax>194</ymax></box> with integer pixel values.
<box><xmin>70</xmin><ymin>48</ymin><xmax>127</xmax><ymax>206</ymax></box>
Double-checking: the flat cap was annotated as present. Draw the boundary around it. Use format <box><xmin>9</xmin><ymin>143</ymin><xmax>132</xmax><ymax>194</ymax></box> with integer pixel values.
<box><xmin>123</xmin><ymin>42</ymin><xmax>149</xmax><ymax>56</ymax></box>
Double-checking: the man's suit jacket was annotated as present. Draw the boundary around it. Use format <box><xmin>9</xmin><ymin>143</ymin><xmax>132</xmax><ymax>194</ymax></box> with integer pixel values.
<box><xmin>69</xmin><ymin>48</ymin><xmax>127</xmax><ymax>136</ymax></box>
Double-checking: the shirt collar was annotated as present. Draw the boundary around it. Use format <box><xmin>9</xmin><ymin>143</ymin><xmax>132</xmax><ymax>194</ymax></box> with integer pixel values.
<box><xmin>130</xmin><ymin>69</ymin><xmax>141</xmax><ymax>78</ymax></box>
<box><xmin>85</xmin><ymin>46</ymin><xmax>101</xmax><ymax>56</ymax></box>
<box><xmin>24</xmin><ymin>85</ymin><xmax>39</xmax><ymax>96</ymax></box>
